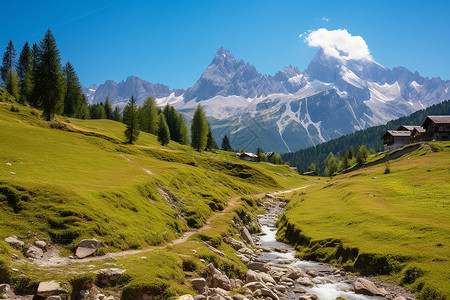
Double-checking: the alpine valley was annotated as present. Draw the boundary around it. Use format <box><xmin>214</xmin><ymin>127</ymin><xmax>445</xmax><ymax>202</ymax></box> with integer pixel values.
<box><xmin>83</xmin><ymin>47</ymin><xmax>450</xmax><ymax>153</ymax></box>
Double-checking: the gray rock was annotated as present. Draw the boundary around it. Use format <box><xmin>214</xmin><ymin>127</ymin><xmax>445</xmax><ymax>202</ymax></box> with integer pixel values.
<box><xmin>260</xmin><ymin>288</ymin><xmax>279</xmax><ymax>300</ymax></box>
<box><xmin>46</xmin><ymin>296</ymin><xmax>62</xmax><ymax>300</ymax></box>
<box><xmin>223</xmin><ymin>237</ymin><xmax>246</xmax><ymax>250</ymax></box>
<box><xmin>298</xmin><ymin>294</ymin><xmax>318</xmax><ymax>300</ymax></box>
<box><xmin>96</xmin><ymin>268</ymin><xmax>125</xmax><ymax>286</ymax></box>
<box><xmin>205</xmin><ymin>263</ymin><xmax>231</xmax><ymax>291</ymax></box>
<box><xmin>354</xmin><ymin>278</ymin><xmax>388</xmax><ymax>297</ymax></box>
<box><xmin>230</xmin><ymin>278</ymin><xmax>243</xmax><ymax>289</ymax></box>
<box><xmin>245</xmin><ymin>269</ymin><xmax>260</xmax><ymax>283</ymax></box>
<box><xmin>11</xmin><ymin>253</ymin><xmax>19</xmax><ymax>259</ymax></box>
<box><xmin>296</xmin><ymin>277</ymin><xmax>314</xmax><ymax>287</ymax></box>
<box><xmin>25</xmin><ymin>245</ymin><xmax>43</xmax><ymax>259</ymax></box>
<box><xmin>237</xmin><ymin>247</ymin><xmax>254</xmax><ymax>255</ymax></box>
<box><xmin>34</xmin><ymin>240</ymin><xmax>47</xmax><ymax>249</ymax></box>
<box><xmin>203</xmin><ymin>242</ymin><xmax>225</xmax><ymax>257</ymax></box>
<box><xmin>393</xmin><ymin>297</ymin><xmax>407</xmax><ymax>300</ymax></box>
<box><xmin>80</xmin><ymin>289</ymin><xmax>89</xmax><ymax>300</ymax></box>
<box><xmin>243</xmin><ymin>282</ymin><xmax>267</xmax><ymax>292</ymax></box>
<box><xmin>240</xmin><ymin>227</ymin><xmax>255</xmax><ymax>248</ymax></box>
<box><xmin>232</xmin><ymin>295</ymin><xmax>248</xmax><ymax>300</ymax></box>
<box><xmin>96</xmin><ymin>294</ymin><xmax>105</xmax><ymax>300</ymax></box>
<box><xmin>248</xmin><ymin>262</ymin><xmax>270</xmax><ymax>272</ymax></box>
<box><xmin>274</xmin><ymin>285</ymin><xmax>286</xmax><ymax>293</ymax></box>
<box><xmin>76</xmin><ymin>239</ymin><xmax>101</xmax><ymax>258</ymax></box>
<box><xmin>259</xmin><ymin>272</ymin><xmax>276</xmax><ymax>285</ymax></box>
<box><xmin>37</xmin><ymin>281</ymin><xmax>67</xmax><ymax>297</ymax></box>
<box><xmin>4</xmin><ymin>236</ymin><xmax>24</xmax><ymax>248</ymax></box>
<box><xmin>305</xmin><ymin>269</ymin><xmax>318</xmax><ymax>277</ymax></box>
<box><xmin>286</xmin><ymin>267</ymin><xmax>303</xmax><ymax>279</ymax></box>
<box><xmin>0</xmin><ymin>284</ymin><xmax>10</xmax><ymax>293</ymax></box>
<box><xmin>194</xmin><ymin>295</ymin><xmax>207</xmax><ymax>300</ymax></box>
<box><xmin>191</xmin><ymin>278</ymin><xmax>207</xmax><ymax>294</ymax></box>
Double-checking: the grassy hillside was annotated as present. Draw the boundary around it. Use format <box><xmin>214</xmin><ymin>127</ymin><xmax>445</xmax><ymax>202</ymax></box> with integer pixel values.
<box><xmin>278</xmin><ymin>142</ymin><xmax>450</xmax><ymax>299</ymax></box>
<box><xmin>282</xmin><ymin>99</ymin><xmax>450</xmax><ymax>174</ymax></box>
<box><xmin>0</xmin><ymin>100</ymin><xmax>303</xmax><ymax>250</ymax></box>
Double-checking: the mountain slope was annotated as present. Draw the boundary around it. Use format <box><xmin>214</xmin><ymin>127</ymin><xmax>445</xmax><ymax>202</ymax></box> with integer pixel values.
<box><xmin>84</xmin><ymin>48</ymin><xmax>450</xmax><ymax>153</ymax></box>
<box><xmin>281</xmin><ymin>99</ymin><xmax>450</xmax><ymax>173</ymax></box>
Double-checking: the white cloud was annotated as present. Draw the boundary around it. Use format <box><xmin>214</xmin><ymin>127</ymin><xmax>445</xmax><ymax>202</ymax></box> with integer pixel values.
<box><xmin>301</xmin><ymin>28</ymin><xmax>372</xmax><ymax>61</ymax></box>
<box><xmin>321</xmin><ymin>17</ymin><xmax>329</xmax><ymax>22</ymax></box>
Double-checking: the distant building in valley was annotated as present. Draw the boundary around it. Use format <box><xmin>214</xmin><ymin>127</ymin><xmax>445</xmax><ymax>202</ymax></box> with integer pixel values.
<box><xmin>381</xmin><ymin>130</ymin><xmax>411</xmax><ymax>152</ymax></box>
<box><xmin>236</xmin><ymin>152</ymin><xmax>258</xmax><ymax>162</ymax></box>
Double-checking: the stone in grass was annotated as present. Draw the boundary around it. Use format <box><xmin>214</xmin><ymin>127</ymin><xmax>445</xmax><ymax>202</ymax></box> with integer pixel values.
<box><xmin>37</xmin><ymin>281</ymin><xmax>67</xmax><ymax>297</ymax></box>
<box><xmin>4</xmin><ymin>236</ymin><xmax>25</xmax><ymax>248</ymax></box>
<box><xmin>34</xmin><ymin>240</ymin><xmax>47</xmax><ymax>249</ymax></box>
<box><xmin>176</xmin><ymin>295</ymin><xmax>194</xmax><ymax>300</ymax></box>
<box><xmin>25</xmin><ymin>245</ymin><xmax>44</xmax><ymax>259</ymax></box>
<box><xmin>75</xmin><ymin>239</ymin><xmax>102</xmax><ymax>258</ymax></box>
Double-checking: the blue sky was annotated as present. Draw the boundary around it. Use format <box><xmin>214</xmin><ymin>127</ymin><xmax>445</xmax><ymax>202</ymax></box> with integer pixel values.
<box><xmin>1</xmin><ymin>0</ymin><xmax>449</xmax><ymax>88</ymax></box>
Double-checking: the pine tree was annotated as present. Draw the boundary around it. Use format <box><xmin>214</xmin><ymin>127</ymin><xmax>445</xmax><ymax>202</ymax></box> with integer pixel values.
<box><xmin>104</xmin><ymin>97</ymin><xmax>113</xmax><ymax>119</ymax></box>
<box><xmin>89</xmin><ymin>103</ymin><xmax>106</xmax><ymax>119</ymax></box>
<box><xmin>157</xmin><ymin>114</ymin><xmax>170</xmax><ymax>146</ymax></box>
<box><xmin>33</xmin><ymin>29</ymin><xmax>64</xmax><ymax>121</ymax></box>
<box><xmin>17</xmin><ymin>42</ymin><xmax>33</xmax><ymax>104</ymax></box>
<box><xmin>113</xmin><ymin>106</ymin><xmax>123</xmax><ymax>122</ymax></box>
<box><xmin>256</xmin><ymin>147</ymin><xmax>265</xmax><ymax>162</ymax></box>
<box><xmin>307</xmin><ymin>163</ymin><xmax>315</xmax><ymax>172</ymax></box>
<box><xmin>356</xmin><ymin>145</ymin><xmax>369</xmax><ymax>165</ymax></box>
<box><xmin>138</xmin><ymin>96</ymin><xmax>159</xmax><ymax>134</ymax></box>
<box><xmin>190</xmin><ymin>104</ymin><xmax>208</xmax><ymax>151</ymax></box>
<box><xmin>221</xmin><ymin>135</ymin><xmax>233</xmax><ymax>151</ymax></box>
<box><xmin>163</xmin><ymin>104</ymin><xmax>180</xmax><ymax>142</ymax></box>
<box><xmin>123</xmin><ymin>96</ymin><xmax>140</xmax><ymax>144</ymax></box>
<box><xmin>205</xmin><ymin>123</ymin><xmax>218</xmax><ymax>150</ymax></box>
<box><xmin>62</xmin><ymin>62</ymin><xmax>83</xmax><ymax>117</ymax></box>
<box><xmin>5</xmin><ymin>68</ymin><xmax>19</xmax><ymax>100</ymax></box>
<box><xmin>28</xmin><ymin>43</ymin><xmax>39</xmax><ymax>107</ymax></box>
<box><xmin>78</xmin><ymin>96</ymin><xmax>89</xmax><ymax>119</ymax></box>
<box><xmin>341</xmin><ymin>151</ymin><xmax>350</xmax><ymax>170</ymax></box>
<box><xmin>177</xmin><ymin>114</ymin><xmax>190</xmax><ymax>145</ymax></box>
<box><xmin>1</xmin><ymin>40</ymin><xmax>16</xmax><ymax>84</ymax></box>
<box><xmin>269</xmin><ymin>153</ymin><xmax>283</xmax><ymax>165</ymax></box>
<box><xmin>324</xmin><ymin>152</ymin><xmax>338</xmax><ymax>177</ymax></box>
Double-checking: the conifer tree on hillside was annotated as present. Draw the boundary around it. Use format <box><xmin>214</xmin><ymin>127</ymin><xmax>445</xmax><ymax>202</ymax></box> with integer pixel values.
<box><xmin>356</xmin><ymin>145</ymin><xmax>369</xmax><ymax>165</ymax></box>
<box><xmin>124</xmin><ymin>96</ymin><xmax>140</xmax><ymax>144</ymax></box>
<box><xmin>28</xmin><ymin>43</ymin><xmax>39</xmax><ymax>107</ymax></box>
<box><xmin>138</xmin><ymin>96</ymin><xmax>159</xmax><ymax>134</ymax></box>
<box><xmin>113</xmin><ymin>106</ymin><xmax>123</xmax><ymax>122</ymax></box>
<box><xmin>33</xmin><ymin>29</ymin><xmax>64</xmax><ymax>121</ymax></box>
<box><xmin>177</xmin><ymin>114</ymin><xmax>190</xmax><ymax>145</ymax></box>
<box><xmin>269</xmin><ymin>153</ymin><xmax>283</xmax><ymax>165</ymax></box>
<box><xmin>221</xmin><ymin>135</ymin><xmax>233</xmax><ymax>152</ymax></box>
<box><xmin>205</xmin><ymin>123</ymin><xmax>218</xmax><ymax>150</ymax></box>
<box><xmin>324</xmin><ymin>152</ymin><xmax>338</xmax><ymax>177</ymax></box>
<box><xmin>190</xmin><ymin>104</ymin><xmax>208</xmax><ymax>152</ymax></box>
<box><xmin>157</xmin><ymin>114</ymin><xmax>170</xmax><ymax>146</ymax></box>
<box><xmin>17</xmin><ymin>42</ymin><xmax>33</xmax><ymax>104</ymax></box>
<box><xmin>256</xmin><ymin>147</ymin><xmax>265</xmax><ymax>162</ymax></box>
<box><xmin>104</xmin><ymin>97</ymin><xmax>113</xmax><ymax>120</ymax></box>
<box><xmin>163</xmin><ymin>104</ymin><xmax>180</xmax><ymax>142</ymax></box>
<box><xmin>5</xmin><ymin>68</ymin><xmax>19</xmax><ymax>100</ymax></box>
<box><xmin>308</xmin><ymin>163</ymin><xmax>316</xmax><ymax>172</ymax></box>
<box><xmin>78</xmin><ymin>95</ymin><xmax>89</xmax><ymax>119</ymax></box>
<box><xmin>1</xmin><ymin>40</ymin><xmax>16</xmax><ymax>84</ymax></box>
<box><xmin>89</xmin><ymin>103</ymin><xmax>106</xmax><ymax>119</ymax></box>
<box><xmin>62</xmin><ymin>62</ymin><xmax>84</xmax><ymax>117</ymax></box>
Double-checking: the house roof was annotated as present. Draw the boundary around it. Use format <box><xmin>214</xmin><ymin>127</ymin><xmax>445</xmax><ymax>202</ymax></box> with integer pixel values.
<box><xmin>422</xmin><ymin>115</ymin><xmax>450</xmax><ymax>128</ymax></box>
<box><xmin>396</xmin><ymin>125</ymin><xmax>421</xmax><ymax>131</ymax></box>
<box><xmin>411</xmin><ymin>127</ymin><xmax>426</xmax><ymax>134</ymax></box>
<box><xmin>381</xmin><ymin>130</ymin><xmax>411</xmax><ymax>140</ymax></box>
<box><xmin>243</xmin><ymin>152</ymin><xmax>258</xmax><ymax>158</ymax></box>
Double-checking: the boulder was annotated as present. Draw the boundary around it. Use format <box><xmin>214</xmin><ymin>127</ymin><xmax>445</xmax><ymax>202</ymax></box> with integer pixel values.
<box><xmin>243</xmin><ymin>282</ymin><xmax>267</xmax><ymax>292</ymax></box>
<box><xmin>259</xmin><ymin>272</ymin><xmax>276</xmax><ymax>285</ymax></box>
<box><xmin>5</xmin><ymin>236</ymin><xmax>25</xmax><ymax>248</ymax></box>
<box><xmin>46</xmin><ymin>296</ymin><xmax>62</xmax><ymax>300</ymax></box>
<box><xmin>25</xmin><ymin>245</ymin><xmax>44</xmax><ymax>259</ymax></box>
<box><xmin>230</xmin><ymin>278</ymin><xmax>243</xmax><ymax>289</ymax></box>
<box><xmin>0</xmin><ymin>284</ymin><xmax>10</xmax><ymax>294</ymax></box>
<box><xmin>240</xmin><ymin>227</ymin><xmax>255</xmax><ymax>248</ymax></box>
<box><xmin>354</xmin><ymin>278</ymin><xmax>388</xmax><ymax>297</ymax></box>
<box><xmin>305</xmin><ymin>269</ymin><xmax>318</xmax><ymax>277</ymax></box>
<box><xmin>76</xmin><ymin>239</ymin><xmax>101</xmax><ymax>258</ymax></box>
<box><xmin>177</xmin><ymin>295</ymin><xmax>194</xmax><ymax>300</ymax></box>
<box><xmin>236</xmin><ymin>254</ymin><xmax>250</xmax><ymax>265</ymax></box>
<box><xmin>286</xmin><ymin>267</ymin><xmax>303</xmax><ymax>279</ymax></box>
<box><xmin>194</xmin><ymin>295</ymin><xmax>207</xmax><ymax>300</ymax></box>
<box><xmin>34</xmin><ymin>240</ymin><xmax>47</xmax><ymax>249</ymax></box>
<box><xmin>296</xmin><ymin>277</ymin><xmax>314</xmax><ymax>287</ymax></box>
<box><xmin>274</xmin><ymin>285</ymin><xmax>286</xmax><ymax>293</ymax></box>
<box><xmin>237</xmin><ymin>247</ymin><xmax>254</xmax><ymax>255</ymax></box>
<box><xmin>232</xmin><ymin>295</ymin><xmax>249</xmax><ymax>300</ymax></box>
<box><xmin>37</xmin><ymin>281</ymin><xmax>67</xmax><ymax>297</ymax></box>
<box><xmin>298</xmin><ymin>294</ymin><xmax>318</xmax><ymax>300</ymax></box>
<box><xmin>96</xmin><ymin>268</ymin><xmax>126</xmax><ymax>287</ymax></box>
<box><xmin>223</xmin><ymin>237</ymin><xmax>246</xmax><ymax>250</ymax></box>
<box><xmin>205</xmin><ymin>263</ymin><xmax>231</xmax><ymax>291</ymax></box>
<box><xmin>260</xmin><ymin>288</ymin><xmax>279</xmax><ymax>300</ymax></box>
<box><xmin>203</xmin><ymin>242</ymin><xmax>225</xmax><ymax>257</ymax></box>
<box><xmin>248</xmin><ymin>262</ymin><xmax>270</xmax><ymax>272</ymax></box>
<box><xmin>245</xmin><ymin>269</ymin><xmax>260</xmax><ymax>283</ymax></box>
<box><xmin>393</xmin><ymin>297</ymin><xmax>407</xmax><ymax>300</ymax></box>
<box><xmin>191</xmin><ymin>278</ymin><xmax>207</xmax><ymax>294</ymax></box>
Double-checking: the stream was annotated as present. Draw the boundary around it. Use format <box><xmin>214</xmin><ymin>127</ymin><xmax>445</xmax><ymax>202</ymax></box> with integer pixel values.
<box><xmin>254</xmin><ymin>200</ymin><xmax>409</xmax><ymax>300</ymax></box>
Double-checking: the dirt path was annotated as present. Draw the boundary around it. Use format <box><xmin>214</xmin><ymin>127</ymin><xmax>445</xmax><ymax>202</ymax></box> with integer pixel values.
<box><xmin>32</xmin><ymin>185</ymin><xmax>311</xmax><ymax>267</ymax></box>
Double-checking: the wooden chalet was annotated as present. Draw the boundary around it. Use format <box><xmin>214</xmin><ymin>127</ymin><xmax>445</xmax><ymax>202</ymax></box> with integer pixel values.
<box><xmin>264</xmin><ymin>152</ymin><xmax>274</xmax><ymax>161</ymax></box>
<box><xmin>381</xmin><ymin>130</ymin><xmax>411</xmax><ymax>152</ymax></box>
<box><xmin>410</xmin><ymin>126</ymin><xmax>426</xmax><ymax>143</ymax></box>
<box><xmin>421</xmin><ymin>116</ymin><xmax>450</xmax><ymax>141</ymax></box>
<box><xmin>236</xmin><ymin>152</ymin><xmax>258</xmax><ymax>162</ymax></box>
<box><xmin>302</xmin><ymin>171</ymin><xmax>318</xmax><ymax>176</ymax></box>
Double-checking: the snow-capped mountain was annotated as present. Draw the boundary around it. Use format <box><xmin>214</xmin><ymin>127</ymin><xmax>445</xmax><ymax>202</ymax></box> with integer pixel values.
<box><xmin>84</xmin><ymin>47</ymin><xmax>450</xmax><ymax>153</ymax></box>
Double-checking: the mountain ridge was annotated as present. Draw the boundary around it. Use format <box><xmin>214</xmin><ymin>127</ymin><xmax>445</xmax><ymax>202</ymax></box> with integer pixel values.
<box><xmin>83</xmin><ymin>47</ymin><xmax>450</xmax><ymax>153</ymax></box>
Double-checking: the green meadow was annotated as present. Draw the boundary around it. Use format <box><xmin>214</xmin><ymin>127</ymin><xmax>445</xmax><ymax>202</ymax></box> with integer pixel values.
<box><xmin>278</xmin><ymin>143</ymin><xmax>450</xmax><ymax>299</ymax></box>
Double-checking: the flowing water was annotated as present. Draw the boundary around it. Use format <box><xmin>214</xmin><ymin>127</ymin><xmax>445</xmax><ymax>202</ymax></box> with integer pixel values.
<box><xmin>256</xmin><ymin>201</ymin><xmax>388</xmax><ymax>300</ymax></box>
